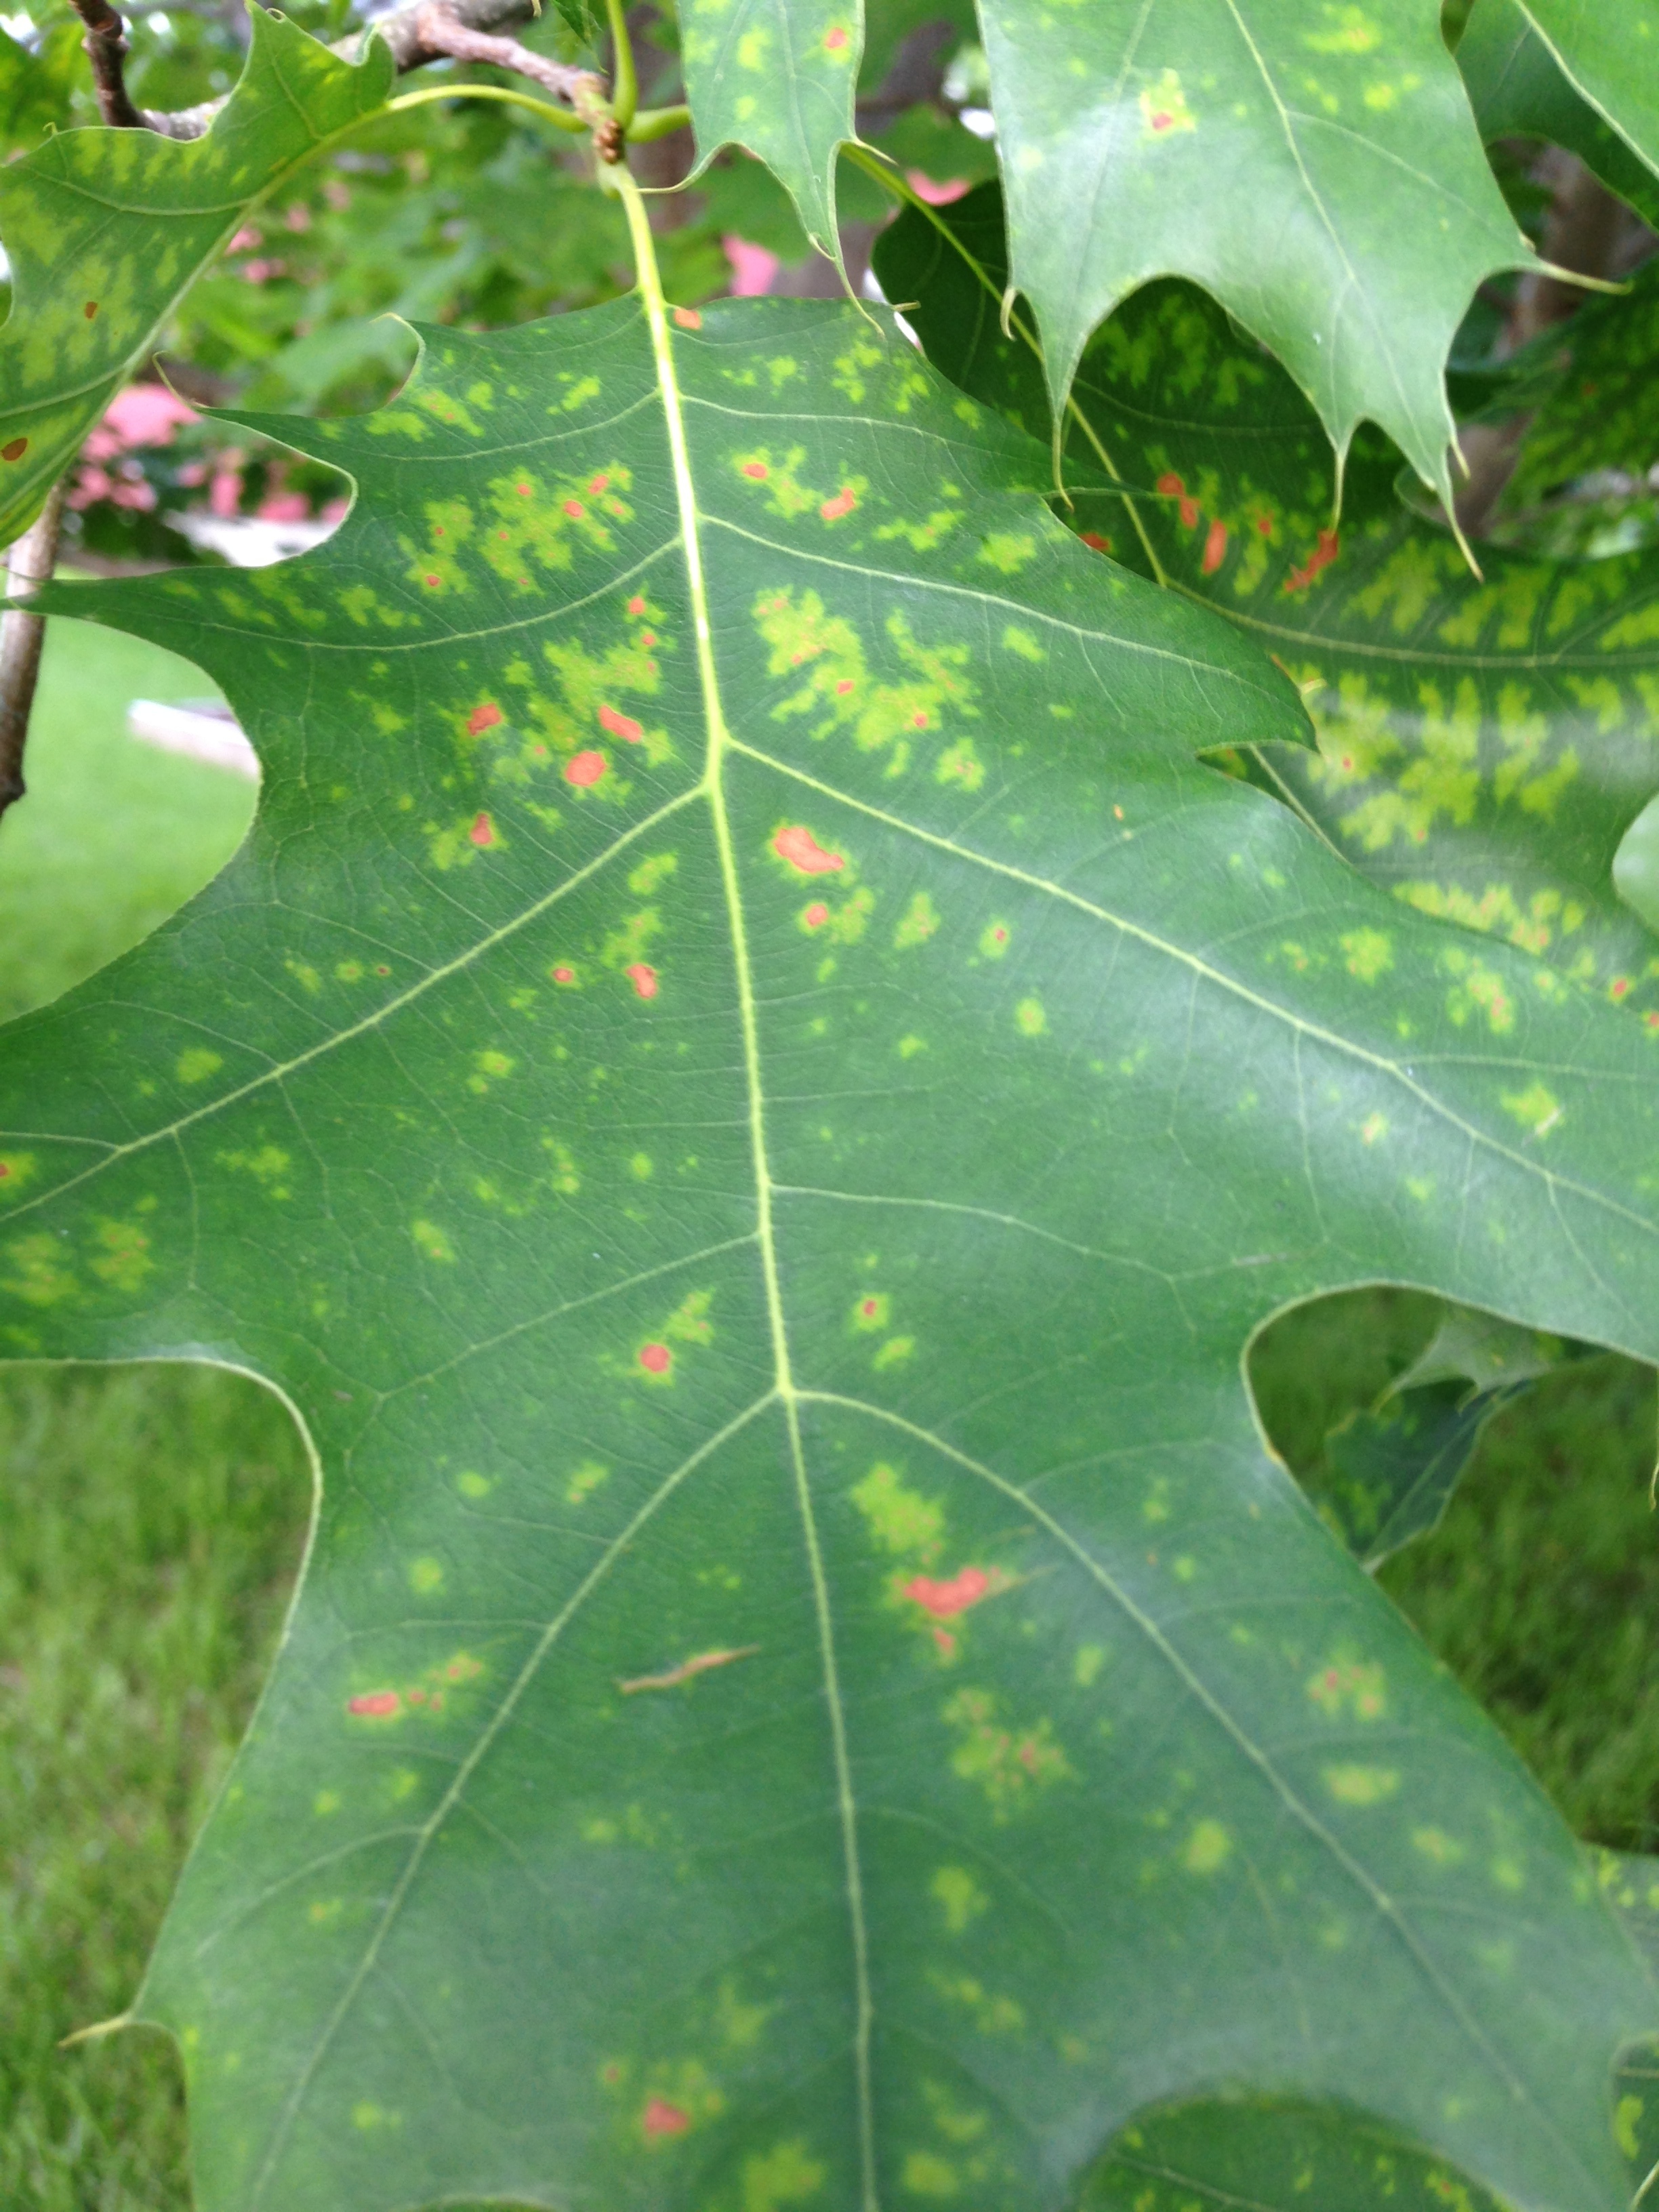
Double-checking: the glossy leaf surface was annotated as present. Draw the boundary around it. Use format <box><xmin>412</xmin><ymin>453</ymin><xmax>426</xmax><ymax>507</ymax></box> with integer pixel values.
<box><xmin>876</xmin><ymin>185</ymin><xmax>1659</xmax><ymax>1013</ymax></box>
<box><xmin>0</xmin><ymin>5</ymin><xmax>390</xmax><ymax>544</ymax></box>
<box><xmin>678</xmin><ymin>0</ymin><xmax>857</xmax><ymax>258</ymax></box>
<box><xmin>972</xmin><ymin>0</ymin><xmax>1530</xmax><ymax>501</ymax></box>
<box><xmin>3</xmin><ymin>289</ymin><xmax>1656</xmax><ymax>2212</ymax></box>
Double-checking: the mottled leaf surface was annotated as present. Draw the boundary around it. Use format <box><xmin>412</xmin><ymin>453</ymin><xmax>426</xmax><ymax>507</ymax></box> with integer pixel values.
<box><xmin>1457</xmin><ymin>0</ymin><xmax>1659</xmax><ymax>224</ymax></box>
<box><xmin>1082</xmin><ymin>2095</ymin><xmax>1509</xmax><ymax>2212</ymax></box>
<box><xmin>4</xmin><ymin>290</ymin><xmax>1657</xmax><ymax>2212</ymax></box>
<box><xmin>1495</xmin><ymin>263</ymin><xmax>1659</xmax><ymax>510</ymax></box>
<box><xmin>972</xmin><ymin>0</ymin><xmax>1530</xmax><ymax>502</ymax></box>
<box><xmin>679</xmin><ymin>0</ymin><xmax>857</xmax><ymax>258</ymax></box>
<box><xmin>876</xmin><ymin>185</ymin><xmax>1659</xmax><ymax>1013</ymax></box>
<box><xmin>0</xmin><ymin>5</ymin><xmax>389</xmax><ymax>544</ymax></box>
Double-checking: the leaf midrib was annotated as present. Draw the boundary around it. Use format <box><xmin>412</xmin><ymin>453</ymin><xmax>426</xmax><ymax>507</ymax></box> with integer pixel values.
<box><xmin>617</xmin><ymin>169</ymin><xmax>881</xmax><ymax>2212</ymax></box>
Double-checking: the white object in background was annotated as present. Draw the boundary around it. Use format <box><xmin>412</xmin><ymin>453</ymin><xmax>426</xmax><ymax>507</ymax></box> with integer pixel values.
<box><xmin>128</xmin><ymin>699</ymin><xmax>260</xmax><ymax>780</ymax></box>
<box><xmin>166</xmin><ymin>510</ymin><xmax>339</xmax><ymax>567</ymax></box>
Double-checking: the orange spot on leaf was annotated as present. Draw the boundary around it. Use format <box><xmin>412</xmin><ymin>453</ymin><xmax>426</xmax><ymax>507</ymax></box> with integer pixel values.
<box><xmin>468</xmin><ymin>812</ymin><xmax>495</xmax><ymax>847</ymax></box>
<box><xmin>599</xmin><ymin>703</ymin><xmax>643</xmax><ymax>744</ymax></box>
<box><xmin>1</xmin><ymin>438</ymin><xmax>28</xmax><ymax>463</ymax></box>
<box><xmin>1284</xmin><ymin>528</ymin><xmax>1341</xmax><ymax>594</ymax></box>
<box><xmin>83</xmin><ymin>300</ymin><xmax>98</xmax><ymax>319</ymax></box>
<box><xmin>638</xmin><ymin>1340</ymin><xmax>672</xmax><ymax>1374</ymax></box>
<box><xmin>467</xmin><ymin>701</ymin><xmax>503</xmax><ymax>736</ymax></box>
<box><xmin>905</xmin><ymin>1568</ymin><xmax>995</xmax><ymax>1618</ymax></box>
<box><xmin>1201</xmin><ymin>517</ymin><xmax>1229</xmax><ymax>575</ymax></box>
<box><xmin>1080</xmin><ymin>531</ymin><xmax>1111</xmax><ymax>552</ymax></box>
<box><xmin>672</xmin><ymin>307</ymin><xmax>701</xmax><ymax>330</ymax></box>
<box><xmin>588</xmin><ymin>473</ymin><xmax>610</xmax><ymax>494</ymax></box>
<box><xmin>348</xmin><ymin>1690</ymin><xmax>401</xmax><ymax>1718</ymax></box>
<box><xmin>626</xmin><ymin>962</ymin><xmax>659</xmax><ymax>999</ymax></box>
<box><xmin>627</xmin><ymin>594</ymin><xmax>647</xmax><ymax>616</ymax></box>
<box><xmin>773</xmin><ymin>824</ymin><xmax>844</xmax><ymax>875</ymax></box>
<box><xmin>643</xmin><ymin>2098</ymin><xmax>690</xmax><ymax>2137</ymax></box>
<box><xmin>552</xmin><ymin>964</ymin><xmax>576</xmax><ymax>985</ymax></box>
<box><xmin>820</xmin><ymin>487</ymin><xmax>858</xmax><ymax>520</ymax></box>
<box><xmin>743</xmin><ymin>461</ymin><xmax>769</xmax><ymax>480</ymax></box>
<box><xmin>824</xmin><ymin>23</ymin><xmax>848</xmax><ymax>46</ymax></box>
<box><xmin>563</xmin><ymin>498</ymin><xmax>585</xmax><ymax>519</ymax></box>
<box><xmin>804</xmin><ymin>901</ymin><xmax>829</xmax><ymax>928</ymax></box>
<box><xmin>565</xmin><ymin>750</ymin><xmax>607</xmax><ymax>787</ymax></box>
<box><xmin>619</xmin><ymin>1645</ymin><xmax>760</xmax><ymax>1694</ymax></box>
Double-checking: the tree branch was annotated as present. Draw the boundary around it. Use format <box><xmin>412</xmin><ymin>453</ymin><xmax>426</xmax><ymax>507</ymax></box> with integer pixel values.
<box><xmin>0</xmin><ymin>485</ymin><xmax>66</xmax><ymax>825</ymax></box>
<box><xmin>405</xmin><ymin>2</ymin><xmax>615</xmax><ymax>150</ymax></box>
<box><xmin>64</xmin><ymin>0</ymin><xmax>146</xmax><ymax>129</ymax></box>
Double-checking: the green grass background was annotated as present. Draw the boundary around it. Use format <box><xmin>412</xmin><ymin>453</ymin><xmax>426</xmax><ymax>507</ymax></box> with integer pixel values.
<box><xmin>1</xmin><ymin>618</ymin><xmax>1656</xmax><ymax>2208</ymax></box>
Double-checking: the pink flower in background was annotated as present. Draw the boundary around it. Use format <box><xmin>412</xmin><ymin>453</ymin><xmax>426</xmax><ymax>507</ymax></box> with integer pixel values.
<box><xmin>905</xmin><ymin>171</ymin><xmax>970</xmax><ymax>205</ymax></box>
<box><xmin>257</xmin><ymin>491</ymin><xmax>310</xmax><ymax>521</ymax></box>
<box><xmin>83</xmin><ymin>384</ymin><xmax>198</xmax><ymax>461</ymax></box>
<box><xmin>228</xmin><ymin>225</ymin><xmax>261</xmax><ymax>252</ymax></box>
<box><xmin>724</xmin><ymin>234</ymin><xmax>779</xmax><ymax>297</ymax></box>
<box><xmin>209</xmin><ymin>462</ymin><xmax>245</xmax><ymax>518</ymax></box>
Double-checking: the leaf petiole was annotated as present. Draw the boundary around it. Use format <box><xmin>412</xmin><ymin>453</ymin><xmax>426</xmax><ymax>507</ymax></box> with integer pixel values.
<box><xmin>385</xmin><ymin>82</ymin><xmax>590</xmax><ymax>134</ymax></box>
<box><xmin>605</xmin><ymin>0</ymin><xmax>637</xmax><ymax>134</ymax></box>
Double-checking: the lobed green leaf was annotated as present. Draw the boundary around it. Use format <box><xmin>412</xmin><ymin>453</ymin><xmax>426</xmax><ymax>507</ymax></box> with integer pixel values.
<box><xmin>3</xmin><ymin>283</ymin><xmax>1658</xmax><ymax>2210</ymax></box>
<box><xmin>678</xmin><ymin>0</ymin><xmax>859</xmax><ymax>262</ymax></box>
<box><xmin>876</xmin><ymin>183</ymin><xmax>1659</xmax><ymax>1013</ymax></box>
<box><xmin>0</xmin><ymin>5</ymin><xmax>390</xmax><ymax>544</ymax></box>
<box><xmin>970</xmin><ymin>0</ymin><xmax>1530</xmax><ymax>506</ymax></box>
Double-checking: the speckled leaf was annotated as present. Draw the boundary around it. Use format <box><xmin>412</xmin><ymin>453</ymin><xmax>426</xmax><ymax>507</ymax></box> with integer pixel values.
<box><xmin>1494</xmin><ymin>262</ymin><xmax>1659</xmax><ymax>510</ymax></box>
<box><xmin>1509</xmin><ymin>0</ymin><xmax>1659</xmax><ymax>191</ymax></box>
<box><xmin>1457</xmin><ymin>0</ymin><xmax>1659</xmax><ymax>225</ymax></box>
<box><xmin>1082</xmin><ymin>2095</ymin><xmax>1509</xmax><ymax>2212</ymax></box>
<box><xmin>0</xmin><ymin>4</ymin><xmax>390</xmax><ymax>544</ymax></box>
<box><xmin>1307</xmin><ymin>1307</ymin><xmax>1574</xmax><ymax>1566</ymax></box>
<box><xmin>1318</xmin><ymin>1380</ymin><xmax>1515</xmax><ymax>1566</ymax></box>
<box><xmin>875</xmin><ymin>184</ymin><xmax>1659</xmax><ymax>1014</ymax></box>
<box><xmin>972</xmin><ymin>0</ymin><xmax>1532</xmax><ymax>504</ymax></box>
<box><xmin>679</xmin><ymin>0</ymin><xmax>857</xmax><ymax>260</ymax></box>
<box><xmin>1083</xmin><ymin>1856</ymin><xmax>1659</xmax><ymax>2211</ymax></box>
<box><xmin>4</xmin><ymin>287</ymin><xmax>1658</xmax><ymax>2212</ymax></box>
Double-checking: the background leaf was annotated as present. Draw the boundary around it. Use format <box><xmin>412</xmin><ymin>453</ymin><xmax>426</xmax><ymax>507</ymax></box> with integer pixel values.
<box><xmin>1510</xmin><ymin>0</ymin><xmax>1659</xmax><ymax>190</ymax></box>
<box><xmin>874</xmin><ymin>184</ymin><xmax>1659</xmax><ymax>1011</ymax></box>
<box><xmin>1456</xmin><ymin>0</ymin><xmax>1659</xmax><ymax>226</ymax></box>
<box><xmin>0</xmin><ymin>5</ymin><xmax>390</xmax><ymax>544</ymax></box>
<box><xmin>971</xmin><ymin>0</ymin><xmax>1531</xmax><ymax>502</ymax></box>
<box><xmin>3</xmin><ymin>290</ymin><xmax>1657</xmax><ymax>2212</ymax></box>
